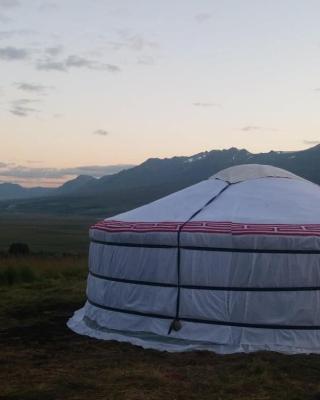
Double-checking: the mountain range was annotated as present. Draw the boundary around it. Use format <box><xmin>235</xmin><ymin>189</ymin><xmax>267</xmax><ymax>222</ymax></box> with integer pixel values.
<box><xmin>1</xmin><ymin>145</ymin><xmax>319</xmax><ymax>217</ymax></box>
<box><xmin>0</xmin><ymin>175</ymin><xmax>99</xmax><ymax>201</ymax></box>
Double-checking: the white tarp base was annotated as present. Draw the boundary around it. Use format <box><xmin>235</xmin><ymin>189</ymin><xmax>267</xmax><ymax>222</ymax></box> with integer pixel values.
<box><xmin>68</xmin><ymin>307</ymin><xmax>320</xmax><ymax>355</ymax></box>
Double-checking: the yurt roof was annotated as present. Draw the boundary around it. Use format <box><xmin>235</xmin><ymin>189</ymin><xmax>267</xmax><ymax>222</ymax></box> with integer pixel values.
<box><xmin>211</xmin><ymin>164</ymin><xmax>304</xmax><ymax>184</ymax></box>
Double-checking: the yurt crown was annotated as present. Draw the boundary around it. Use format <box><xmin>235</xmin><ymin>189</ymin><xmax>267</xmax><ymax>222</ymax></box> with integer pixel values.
<box><xmin>211</xmin><ymin>164</ymin><xmax>304</xmax><ymax>184</ymax></box>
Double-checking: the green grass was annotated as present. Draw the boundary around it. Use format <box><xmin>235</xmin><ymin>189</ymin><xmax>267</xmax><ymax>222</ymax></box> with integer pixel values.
<box><xmin>0</xmin><ymin>214</ymin><xmax>95</xmax><ymax>254</ymax></box>
<box><xmin>1</xmin><ymin>255</ymin><xmax>320</xmax><ymax>399</ymax></box>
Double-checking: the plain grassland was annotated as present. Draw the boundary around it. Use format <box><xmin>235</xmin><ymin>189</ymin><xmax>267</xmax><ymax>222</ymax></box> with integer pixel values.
<box><xmin>1</xmin><ymin>255</ymin><xmax>320</xmax><ymax>399</ymax></box>
<box><xmin>0</xmin><ymin>214</ymin><xmax>95</xmax><ymax>254</ymax></box>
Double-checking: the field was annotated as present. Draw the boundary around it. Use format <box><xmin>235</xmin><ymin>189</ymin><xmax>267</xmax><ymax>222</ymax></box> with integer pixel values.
<box><xmin>0</xmin><ymin>214</ymin><xmax>95</xmax><ymax>254</ymax></box>
<box><xmin>1</xmin><ymin>216</ymin><xmax>320</xmax><ymax>399</ymax></box>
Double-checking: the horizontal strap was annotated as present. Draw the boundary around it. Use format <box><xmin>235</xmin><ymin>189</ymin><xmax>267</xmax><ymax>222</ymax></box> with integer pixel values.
<box><xmin>89</xmin><ymin>270</ymin><xmax>320</xmax><ymax>292</ymax></box>
<box><xmin>89</xmin><ymin>270</ymin><xmax>176</xmax><ymax>288</ymax></box>
<box><xmin>91</xmin><ymin>239</ymin><xmax>320</xmax><ymax>254</ymax></box>
<box><xmin>87</xmin><ymin>298</ymin><xmax>320</xmax><ymax>330</ymax></box>
<box><xmin>87</xmin><ymin>297</ymin><xmax>173</xmax><ymax>320</ymax></box>
<box><xmin>92</xmin><ymin>239</ymin><xmax>176</xmax><ymax>249</ymax></box>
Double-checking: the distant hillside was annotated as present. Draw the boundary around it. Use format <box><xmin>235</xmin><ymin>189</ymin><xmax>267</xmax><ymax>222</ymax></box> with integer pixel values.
<box><xmin>0</xmin><ymin>183</ymin><xmax>53</xmax><ymax>200</ymax></box>
<box><xmin>0</xmin><ymin>166</ymin><xmax>133</xmax><ymax>201</ymax></box>
<box><xmin>0</xmin><ymin>176</ymin><xmax>95</xmax><ymax>201</ymax></box>
<box><xmin>55</xmin><ymin>175</ymin><xmax>97</xmax><ymax>195</ymax></box>
<box><xmin>1</xmin><ymin>145</ymin><xmax>319</xmax><ymax>217</ymax></box>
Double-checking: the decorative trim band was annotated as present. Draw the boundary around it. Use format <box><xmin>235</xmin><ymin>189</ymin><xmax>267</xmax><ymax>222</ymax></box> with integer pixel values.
<box><xmin>92</xmin><ymin>220</ymin><xmax>320</xmax><ymax>237</ymax></box>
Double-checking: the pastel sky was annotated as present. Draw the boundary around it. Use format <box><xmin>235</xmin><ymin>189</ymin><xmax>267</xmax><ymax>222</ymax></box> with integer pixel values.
<box><xmin>1</xmin><ymin>0</ymin><xmax>320</xmax><ymax>187</ymax></box>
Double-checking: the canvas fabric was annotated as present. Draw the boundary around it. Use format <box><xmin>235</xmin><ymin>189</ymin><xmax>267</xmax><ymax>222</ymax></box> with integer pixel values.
<box><xmin>68</xmin><ymin>166</ymin><xmax>320</xmax><ymax>353</ymax></box>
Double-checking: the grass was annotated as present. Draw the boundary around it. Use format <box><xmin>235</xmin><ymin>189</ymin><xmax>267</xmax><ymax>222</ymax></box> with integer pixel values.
<box><xmin>1</xmin><ymin>256</ymin><xmax>320</xmax><ymax>399</ymax></box>
<box><xmin>0</xmin><ymin>214</ymin><xmax>95</xmax><ymax>254</ymax></box>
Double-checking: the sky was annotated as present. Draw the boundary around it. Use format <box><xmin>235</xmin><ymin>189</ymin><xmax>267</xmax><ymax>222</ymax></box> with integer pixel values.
<box><xmin>0</xmin><ymin>0</ymin><xmax>320</xmax><ymax>187</ymax></box>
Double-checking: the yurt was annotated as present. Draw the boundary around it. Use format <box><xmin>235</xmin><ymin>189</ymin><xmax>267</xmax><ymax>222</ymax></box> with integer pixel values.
<box><xmin>68</xmin><ymin>164</ymin><xmax>320</xmax><ymax>354</ymax></box>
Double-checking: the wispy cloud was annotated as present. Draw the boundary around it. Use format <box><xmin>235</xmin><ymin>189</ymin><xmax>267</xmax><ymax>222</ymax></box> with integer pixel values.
<box><xmin>109</xmin><ymin>31</ymin><xmax>158</xmax><ymax>52</ymax></box>
<box><xmin>240</xmin><ymin>126</ymin><xmax>262</xmax><ymax>132</ymax></box>
<box><xmin>45</xmin><ymin>46</ymin><xmax>63</xmax><ymax>56</ymax></box>
<box><xmin>14</xmin><ymin>82</ymin><xmax>52</xmax><ymax>93</ymax></box>
<box><xmin>0</xmin><ymin>46</ymin><xmax>29</xmax><ymax>60</ymax></box>
<box><xmin>36</xmin><ymin>55</ymin><xmax>121</xmax><ymax>72</ymax></box>
<box><xmin>193</xmin><ymin>102</ymin><xmax>221</xmax><ymax>108</ymax></box>
<box><xmin>240</xmin><ymin>125</ymin><xmax>278</xmax><ymax>132</ymax></box>
<box><xmin>25</xmin><ymin>160</ymin><xmax>43</xmax><ymax>164</ymax></box>
<box><xmin>38</xmin><ymin>2</ymin><xmax>58</xmax><ymax>13</ymax></box>
<box><xmin>0</xmin><ymin>0</ymin><xmax>20</xmax><ymax>8</ymax></box>
<box><xmin>65</xmin><ymin>55</ymin><xmax>119</xmax><ymax>71</ymax></box>
<box><xmin>0</xmin><ymin>13</ymin><xmax>10</xmax><ymax>22</ymax></box>
<box><xmin>0</xmin><ymin>41</ymin><xmax>120</xmax><ymax>75</ymax></box>
<box><xmin>0</xmin><ymin>164</ymin><xmax>135</xmax><ymax>180</ymax></box>
<box><xmin>0</xmin><ymin>1</ymin><xmax>19</xmax><ymax>24</ymax></box>
<box><xmin>194</xmin><ymin>13</ymin><xmax>212</xmax><ymax>23</ymax></box>
<box><xmin>36</xmin><ymin>59</ymin><xmax>66</xmax><ymax>71</ymax></box>
<box><xmin>93</xmin><ymin>129</ymin><xmax>109</xmax><ymax>136</ymax></box>
<box><xmin>137</xmin><ymin>55</ymin><xmax>155</xmax><ymax>65</ymax></box>
<box><xmin>0</xmin><ymin>29</ymin><xmax>36</xmax><ymax>40</ymax></box>
<box><xmin>10</xmin><ymin>98</ymin><xmax>39</xmax><ymax>117</ymax></box>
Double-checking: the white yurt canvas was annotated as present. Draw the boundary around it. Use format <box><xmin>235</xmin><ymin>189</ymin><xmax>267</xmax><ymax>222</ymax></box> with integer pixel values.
<box><xmin>68</xmin><ymin>164</ymin><xmax>320</xmax><ymax>354</ymax></box>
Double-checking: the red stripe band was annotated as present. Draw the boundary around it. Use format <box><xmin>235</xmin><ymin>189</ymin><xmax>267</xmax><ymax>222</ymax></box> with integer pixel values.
<box><xmin>91</xmin><ymin>220</ymin><xmax>320</xmax><ymax>237</ymax></box>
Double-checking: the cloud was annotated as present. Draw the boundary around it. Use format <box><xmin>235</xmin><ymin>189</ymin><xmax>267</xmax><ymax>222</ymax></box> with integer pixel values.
<box><xmin>25</xmin><ymin>160</ymin><xmax>43</xmax><ymax>164</ymax></box>
<box><xmin>0</xmin><ymin>29</ymin><xmax>36</xmax><ymax>40</ymax></box>
<box><xmin>0</xmin><ymin>162</ymin><xmax>7</xmax><ymax>168</ymax></box>
<box><xmin>304</xmin><ymin>140</ymin><xmax>320</xmax><ymax>145</ymax></box>
<box><xmin>10</xmin><ymin>98</ymin><xmax>39</xmax><ymax>117</ymax></box>
<box><xmin>0</xmin><ymin>13</ymin><xmax>10</xmax><ymax>22</ymax></box>
<box><xmin>65</xmin><ymin>55</ymin><xmax>120</xmax><ymax>71</ymax></box>
<box><xmin>109</xmin><ymin>31</ymin><xmax>158</xmax><ymax>52</ymax></box>
<box><xmin>137</xmin><ymin>55</ymin><xmax>155</xmax><ymax>65</ymax></box>
<box><xmin>0</xmin><ymin>1</ymin><xmax>20</xmax><ymax>24</ymax></box>
<box><xmin>102</xmin><ymin>63</ymin><xmax>121</xmax><ymax>72</ymax></box>
<box><xmin>38</xmin><ymin>2</ymin><xmax>58</xmax><ymax>12</ymax></box>
<box><xmin>65</xmin><ymin>55</ymin><xmax>96</xmax><ymax>68</ymax></box>
<box><xmin>93</xmin><ymin>129</ymin><xmax>109</xmax><ymax>136</ymax></box>
<box><xmin>0</xmin><ymin>0</ymin><xmax>20</xmax><ymax>8</ymax></box>
<box><xmin>0</xmin><ymin>46</ymin><xmax>29</xmax><ymax>60</ymax></box>
<box><xmin>0</xmin><ymin>164</ymin><xmax>135</xmax><ymax>180</ymax></box>
<box><xmin>240</xmin><ymin>126</ymin><xmax>262</xmax><ymax>132</ymax></box>
<box><xmin>14</xmin><ymin>82</ymin><xmax>52</xmax><ymax>93</ymax></box>
<box><xmin>240</xmin><ymin>126</ymin><xmax>278</xmax><ymax>133</ymax></box>
<box><xmin>45</xmin><ymin>46</ymin><xmax>63</xmax><ymax>56</ymax></box>
<box><xmin>36</xmin><ymin>59</ymin><xmax>66</xmax><ymax>71</ymax></box>
<box><xmin>315</xmin><ymin>88</ymin><xmax>320</xmax><ymax>92</ymax></box>
<box><xmin>193</xmin><ymin>102</ymin><xmax>221</xmax><ymax>108</ymax></box>
<box><xmin>195</xmin><ymin>13</ymin><xmax>212</xmax><ymax>23</ymax></box>
<box><xmin>36</xmin><ymin>55</ymin><xmax>120</xmax><ymax>72</ymax></box>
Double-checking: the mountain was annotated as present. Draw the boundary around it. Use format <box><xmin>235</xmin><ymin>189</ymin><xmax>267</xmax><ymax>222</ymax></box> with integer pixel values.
<box><xmin>0</xmin><ymin>182</ymin><xmax>53</xmax><ymax>200</ymax></box>
<box><xmin>1</xmin><ymin>145</ymin><xmax>319</xmax><ymax>217</ymax></box>
<box><xmin>0</xmin><ymin>175</ymin><xmax>96</xmax><ymax>201</ymax></box>
<box><xmin>55</xmin><ymin>175</ymin><xmax>97</xmax><ymax>195</ymax></box>
<box><xmin>0</xmin><ymin>165</ymin><xmax>133</xmax><ymax>201</ymax></box>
